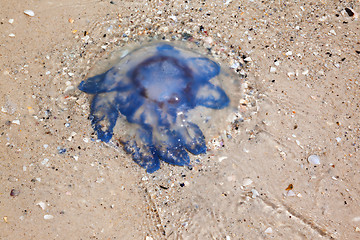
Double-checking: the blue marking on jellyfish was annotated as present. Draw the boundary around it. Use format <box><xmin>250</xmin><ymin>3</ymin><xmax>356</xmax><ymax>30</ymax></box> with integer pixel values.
<box><xmin>79</xmin><ymin>43</ymin><xmax>230</xmax><ymax>173</ymax></box>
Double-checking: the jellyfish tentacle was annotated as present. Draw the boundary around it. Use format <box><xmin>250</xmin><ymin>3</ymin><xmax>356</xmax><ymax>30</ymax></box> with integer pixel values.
<box><xmin>79</xmin><ymin>68</ymin><xmax>131</xmax><ymax>94</ymax></box>
<box><xmin>90</xmin><ymin>92</ymin><xmax>119</xmax><ymax>142</ymax></box>
<box><xmin>122</xmin><ymin>127</ymin><xmax>160</xmax><ymax>173</ymax></box>
<box><xmin>176</xmin><ymin>121</ymin><xmax>207</xmax><ymax>155</ymax></box>
<box><xmin>153</xmin><ymin>126</ymin><xmax>191</xmax><ymax>166</ymax></box>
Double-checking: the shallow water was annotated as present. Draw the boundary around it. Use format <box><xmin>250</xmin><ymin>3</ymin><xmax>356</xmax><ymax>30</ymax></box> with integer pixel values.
<box><xmin>1</xmin><ymin>0</ymin><xmax>360</xmax><ymax>239</ymax></box>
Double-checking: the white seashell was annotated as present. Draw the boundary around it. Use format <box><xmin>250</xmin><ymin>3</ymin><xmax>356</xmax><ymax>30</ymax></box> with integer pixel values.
<box><xmin>24</xmin><ymin>10</ymin><xmax>35</xmax><ymax>17</ymax></box>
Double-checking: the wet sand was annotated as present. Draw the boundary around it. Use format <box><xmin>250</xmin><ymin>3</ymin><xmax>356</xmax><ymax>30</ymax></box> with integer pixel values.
<box><xmin>1</xmin><ymin>0</ymin><xmax>360</xmax><ymax>239</ymax></box>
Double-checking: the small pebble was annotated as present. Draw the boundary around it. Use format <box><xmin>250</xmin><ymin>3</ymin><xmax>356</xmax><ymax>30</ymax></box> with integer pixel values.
<box><xmin>44</xmin><ymin>215</ymin><xmax>54</xmax><ymax>220</ymax></box>
<box><xmin>251</xmin><ymin>189</ymin><xmax>259</xmax><ymax>198</ymax></box>
<box><xmin>12</xmin><ymin>120</ymin><xmax>20</xmax><ymax>125</ymax></box>
<box><xmin>41</xmin><ymin>158</ymin><xmax>49</xmax><ymax>165</ymax></box>
<box><xmin>302</xmin><ymin>69</ymin><xmax>309</xmax><ymax>75</ymax></box>
<box><xmin>269</xmin><ymin>67</ymin><xmax>276</xmax><ymax>73</ymax></box>
<box><xmin>264</xmin><ymin>227</ymin><xmax>273</xmax><ymax>234</ymax></box>
<box><xmin>24</xmin><ymin>10</ymin><xmax>35</xmax><ymax>17</ymax></box>
<box><xmin>8</xmin><ymin>176</ymin><xmax>18</xmax><ymax>182</ymax></box>
<box><xmin>244</xmin><ymin>57</ymin><xmax>252</xmax><ymax>62</ymax></box>
<box><xmin>8</xmin><ymin>19</ymin><xmax>14</xmax><ymax>24</ymax></box>
<box><xmin>57</xmin><ymin>147</ymin><xmax>67</xmax><ymax>154</ymax></box>
<box><xmin>242</xmin><ymin>178</ymin><xmax>253</xmax><ymax>186</ymax></box>
<box><xmin>9</xmin><ymin>33</ymin><xmax>15</xmax><ymax>38</ymax></box>
<box><xmin>286</xmin><ymin>190</ymin><xmax>296</xmax><ymax>197</ymax></box>
<box><xmin>10</xmin><ymin>189</ymin><xmax>20</xmax><ymax>197</ymax></box>
<box><xmin>285</xmin><ymin>51</ymin><xmax>292</xmax><ymax>56</ymax></box>
<box><xmin>308</xmin><ymin>155</ymin><xmax>320</xmax><ymax>165</ymax></box>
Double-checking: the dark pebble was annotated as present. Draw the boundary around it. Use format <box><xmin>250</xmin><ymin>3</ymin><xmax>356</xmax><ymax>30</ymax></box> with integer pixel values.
<box><xmin>345</xmin><ymin>8</ymin><xmax>354</xmax><ymax>17</ymax></box>
<box><xmin>10</xmin><ymin>189</ymin><xmax>20</xmax><ymax>197</ymax></box>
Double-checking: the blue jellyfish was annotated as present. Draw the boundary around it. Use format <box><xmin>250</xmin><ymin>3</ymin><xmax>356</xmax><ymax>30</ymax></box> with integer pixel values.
<box><xmin>79</xmin><ymin>42</ymin><xmax>230</xmax><ymax>173</ymax></box>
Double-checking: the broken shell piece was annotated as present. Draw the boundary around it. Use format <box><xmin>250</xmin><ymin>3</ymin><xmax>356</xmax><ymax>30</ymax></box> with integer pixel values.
<box><xmin>24</xmin><ymin>10</ymin><xmax>35</xmax><ymax>17</ymax></box>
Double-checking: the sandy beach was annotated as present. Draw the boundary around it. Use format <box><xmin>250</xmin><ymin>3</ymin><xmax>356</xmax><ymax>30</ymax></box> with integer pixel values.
<box><xmin>1</xmin><ymin>0</ymin><xmax>360</xmax><ymax>239</ymax></box>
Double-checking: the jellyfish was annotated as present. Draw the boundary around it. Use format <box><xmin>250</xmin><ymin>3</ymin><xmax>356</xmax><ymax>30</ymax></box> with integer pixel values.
<box><xmin>79</xmin><ymin>42</ymin><xmax>230</xmax><ymax>173</ymax></box>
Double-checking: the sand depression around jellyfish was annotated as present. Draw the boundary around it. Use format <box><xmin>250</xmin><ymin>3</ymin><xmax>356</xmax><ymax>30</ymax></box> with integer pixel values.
<box><xmin>79</xmin><ymin>42</ymin><xmax>240</xmax><ymax>172</ymax></box>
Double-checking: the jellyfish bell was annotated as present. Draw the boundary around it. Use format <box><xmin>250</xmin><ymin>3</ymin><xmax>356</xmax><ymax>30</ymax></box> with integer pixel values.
<box><xmin>79</xmin><ymin>41</ymin><xmax>241</xmax><ymax>173</ymax></box>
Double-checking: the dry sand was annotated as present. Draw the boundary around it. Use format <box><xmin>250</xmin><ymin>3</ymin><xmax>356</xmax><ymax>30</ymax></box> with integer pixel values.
<box><xmin>1</xmin><ymin>0</ymin><xmax>360</xmax><ymax>239</ymax></box>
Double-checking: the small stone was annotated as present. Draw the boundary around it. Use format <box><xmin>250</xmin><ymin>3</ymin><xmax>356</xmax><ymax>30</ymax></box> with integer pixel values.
<box><xmin>345</xmin><ymin>8</ymin><xmax>355</xmax><ymax>17</ymax></box>
<box><xmin>12</xmin><ymin>120</ymin><xmax>20</xmax><ymax>125</ymax></box>
<box><xmin>308</xmin><ymin>155</ymin><xmax>320</xmax><ymax>165</ymax></box>
<box><xmin>9</xmin><ymin>33</ymin><xmax>15</xmax><ymax>38</ymax></box>
<box><xmin>270</xmin><ymin>67</ymin><xmax>276</xmax><ymax>73</ymax></box>
<box><xmin>242</xmin><ymin>178</ymin><xmax>253</xmax><ymax>186</ymax></box>
<box><xmin>230</xmin><ymin>61</ymin><xmax>240</xmax><ymax>69</ymax></box>
<box><xmin>41</xmin><ymin>158</ymin><xmax>49</xmax><ymax>165</ymax></box>
<box><xmin>244</xmin><ymin>57</ymin><xmax>252</xmax><ymax>62</ymax></box>
<box><xmin>251</xmin><ymin>189</ymin><xmax>259</xmax><ymax>198</ymax></box>
<box><xmin>287</xmin><ymin>72</ymin><xmax>295</xmax><ymax>77</ymax></box>
<box><xmin>329</xmin><ymin>30</ymin><xmax>336</xmax><ymax>35</ymax></box>
<box><xmin>10</xmin><ymin>189</ymin><xmax>20</xmax><ymax>197</ymax></box>
<box><xmin>8</xmin><ymin>176</ymin><xmax>18</xmax><ymax>182</ymax></box>
<box><xmin>302</xmin><ymin>69</ymin><xmax>309</xmax><ymax>75</ymax></box>
<box><xmin>44</xmin><ymin>215</ymin><xmax>54</xmax><ymax>220</ymax></box>
<box><xmin>286</xmin><ymin>190</ymin><xmax>296</xmax><ymax>197</ymax></box>
<box><xmin>285</xmin><ymin>51</ymin><xmax>292</xmax><ymax>56</ymax></box>
<box><xmin>24</xmin><ymin>10</ymin><xmax>35</xmax><ymax>17</ymax></box>
<box><xmin>8</xmin><ymin>19</ymin><xmax>14</xmax><ymax>24</ymax></box>
<box><xmin>264</xmin><ymin>227</ymin><xmax>273</xmax><ymax>234</ymax></box>
<box><xmin>169</xmin><ymin>15</ymin><xmax>177</xmax><ymax>22</ymax></box>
